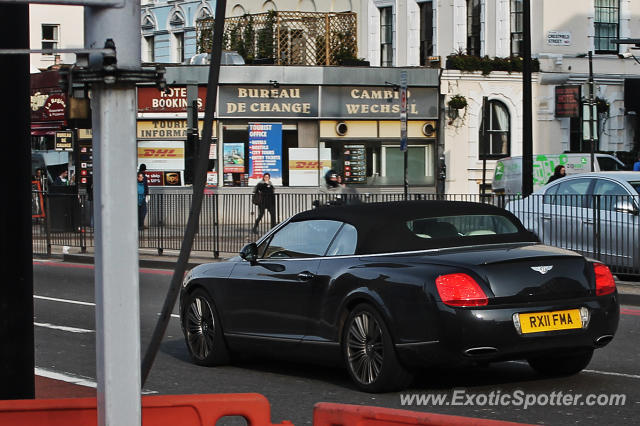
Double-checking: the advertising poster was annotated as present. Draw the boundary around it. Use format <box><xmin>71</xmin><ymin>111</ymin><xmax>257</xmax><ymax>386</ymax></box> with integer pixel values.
<box><xmin>288</xmin><ymin>148</ymin><xmax>319</xmax><ymax>186</ymax></box>
<box><xmin>248</xmin><ymin>123</ymin><xmax>282</xmax><ymax>186</ymax></box>
<box><xmin>144</xmin><ymin>171</ymin><xmax>164</xmax><ymax>186</ymax></box>
<box><xmin>343</xmin><ymin>144</ymin><xmax>367</xmax><ymax>184</ymax></box>
<box><xmin>137</xmin><ymin>140</ymin><xmax>185</xmax><ymax>171</ymax></box>
<box><xmin>223</xmin><ymin>143</ymin><xmax>245</xmax><ymax>173</ymax></box>
<box><xmin>164</xmin><ymin>171</ymin><xmax>182</xmax><ymax>186</ymax></box>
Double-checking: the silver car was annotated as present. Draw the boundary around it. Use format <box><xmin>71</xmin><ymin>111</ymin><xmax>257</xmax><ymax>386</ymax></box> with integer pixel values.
<box><xmin>506</xmin><ymin>172</ymin><xmax>640</xmax><ymax>277</ymax></box>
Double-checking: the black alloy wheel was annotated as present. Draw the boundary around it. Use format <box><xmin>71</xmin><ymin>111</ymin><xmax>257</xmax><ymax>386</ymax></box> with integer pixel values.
<box><xmin>342</xmin><ymin>304</ymin><xmax>413</xmax><ymax>392</ymax></box>
<box><xmin>183</xmin><ymin>289</ymin><xmax>229</xmax><ymax>366</ymax></box>
<box><xmin>527</xmin><ymin>349</ymin><xmax>594</xmax><ymax>376</ymax></box>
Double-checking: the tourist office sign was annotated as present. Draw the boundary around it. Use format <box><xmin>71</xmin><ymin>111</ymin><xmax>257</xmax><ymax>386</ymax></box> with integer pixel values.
<box><xmin>320</xmin><ymin>86</ymin><xmax>438</xmax><ymax>119</ymax></box>
<box><xmin>218</xmin><ymin>85</ymin><xmax>318</xmax><ymax>118</ymax></box>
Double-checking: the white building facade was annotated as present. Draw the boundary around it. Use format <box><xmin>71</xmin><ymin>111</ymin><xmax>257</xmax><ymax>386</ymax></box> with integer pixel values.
<box><xmin>155</xmin><ymin>0</ymin><xmax>640</xmax><ymax>194</ymax></box>
<box><xmin>29</xmin><ymin>4</ymin><xmax>84</xmax><ymax>72</ymax></box>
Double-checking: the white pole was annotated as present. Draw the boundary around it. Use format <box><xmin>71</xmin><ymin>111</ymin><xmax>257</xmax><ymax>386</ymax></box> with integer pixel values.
<box><xmin>85</xmin><ymin>1</ymin><xmax>142</xmax><ymax>425</ymax></box>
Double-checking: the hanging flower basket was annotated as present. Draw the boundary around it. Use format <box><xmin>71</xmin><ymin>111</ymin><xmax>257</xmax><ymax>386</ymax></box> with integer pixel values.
<box><xmin>448</xmin><ymin>94</ymin><xmax>468</xmax><ymax>110</ymax></box>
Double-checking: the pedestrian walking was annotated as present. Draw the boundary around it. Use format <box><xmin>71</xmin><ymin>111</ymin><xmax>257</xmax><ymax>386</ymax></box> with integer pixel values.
<box><xmin>252</xmin><ymin>172</ymin><xmax>276</xmax><ymax>234</ymax></box>
<box><xmin>633</xmin><ymin>155</ymin><xmax>640</xmax><ymax>171</ymax></box>
<box><xmin>137</xmin><ymin>172</ymin><xmax>148</xmax><ymax>230</ymax></box>
<box><xmin>54</xmin><ymin>169</ymin><xmax>69</xmax><ymax>186</ymax></box>
<box><xmin>547</xmin><ymin>165</ymin><xmax>566</xmax><ymax>184</ymax></box>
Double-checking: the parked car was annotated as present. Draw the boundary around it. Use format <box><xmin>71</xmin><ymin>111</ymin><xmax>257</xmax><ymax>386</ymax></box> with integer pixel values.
<box><xmin>180</xmin><ymin>201</ymin><xmax>619</xmax><ymax>392</ymax></box>
<box><xmin>506</xmin><ymin>171</ymin><xmax>640</xmax><ymax>277</ymax></box>
<box><xmin>492</xmin><ymin>153</ymin><xmax>626</xmax><ymax>194</ymax></box>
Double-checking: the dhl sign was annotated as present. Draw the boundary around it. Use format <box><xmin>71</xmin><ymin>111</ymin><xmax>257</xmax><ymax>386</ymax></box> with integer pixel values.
<box><xmin>288</xmin><ymin>160</ymin><xmax>331</xmax><ymax>170</ymax></box>
<box><xmin>138</xmin><ymin>147</ymin><xmax>185</xmax><ymax>158</ymax></box>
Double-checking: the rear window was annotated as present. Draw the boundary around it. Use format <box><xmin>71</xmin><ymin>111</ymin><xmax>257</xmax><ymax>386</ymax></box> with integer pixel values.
<box><xmin>407</xmin><ymin>215</ymin><xmax>520</xmax><ymax>239</ymax></box>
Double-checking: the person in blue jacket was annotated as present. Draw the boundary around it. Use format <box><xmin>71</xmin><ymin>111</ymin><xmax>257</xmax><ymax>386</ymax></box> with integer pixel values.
<box><xmin>137</xmin><ymin>172</ymin><xmax>149</xmax><ymax>229</ymax></box>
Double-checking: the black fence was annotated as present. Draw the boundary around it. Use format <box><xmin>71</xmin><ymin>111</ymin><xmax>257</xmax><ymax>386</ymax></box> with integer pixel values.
<box><xmin>31</xmin><ymin>190</ymin><xmax>640</xmax><ymax>276</ymax></box>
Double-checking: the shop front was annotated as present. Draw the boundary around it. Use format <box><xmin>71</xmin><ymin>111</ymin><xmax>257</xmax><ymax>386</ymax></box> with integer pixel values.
<box><xmin>139</xmin><ymin>65</ymin><xmax>440</xmax><ymax>192</ymax></box>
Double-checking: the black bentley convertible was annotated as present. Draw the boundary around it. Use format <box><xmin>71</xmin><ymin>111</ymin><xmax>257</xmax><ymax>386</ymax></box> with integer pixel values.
<box><xmin>180</xmin><ymin>201</ymin><xmax>619</xmax><ymax>392</ymax></box>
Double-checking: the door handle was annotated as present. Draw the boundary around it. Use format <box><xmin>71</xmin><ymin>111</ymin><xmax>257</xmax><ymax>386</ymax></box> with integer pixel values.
<box><xmin>582</xmin><ymin>219</ymin><xmax>594</xmax><ymax>225</ymax></box>
<box><xmin>542</xmin><ymin>216</ymin><xmax>551</xmax><ymax>221</ymax></box>
<box><xmin>297</xmin><ymin>271</ymin><xmax>315</xmax><ymax>281</ymax></box>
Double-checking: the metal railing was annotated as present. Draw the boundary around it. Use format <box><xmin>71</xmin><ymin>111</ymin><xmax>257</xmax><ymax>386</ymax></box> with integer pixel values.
<box><xmin>31</xmin><ymin>190</ymin><xmax>640</xmax><ymax>276</ymax></box>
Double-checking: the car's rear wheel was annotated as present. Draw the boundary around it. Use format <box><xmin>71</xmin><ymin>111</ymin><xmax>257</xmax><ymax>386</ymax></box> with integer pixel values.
<box><xmin>182</xmin><ymin>288</ymin><xmax>229</xmax><ymax>366</ymax></box>
<box><xmin>342</xmin><ymin>303</ymin><xmax>413</xmax><ymax>392</ymax></box>
<box><xmin>527</xmin><ymin>349</ymin><xmax>593</xmax><ymax>376</ymax></box>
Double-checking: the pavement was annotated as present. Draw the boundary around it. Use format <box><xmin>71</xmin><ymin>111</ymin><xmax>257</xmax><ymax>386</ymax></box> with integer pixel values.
<box><xmin>36</xmin><ymin>244</ymin><xmax>640</xmax><ymax>307</ymax></box>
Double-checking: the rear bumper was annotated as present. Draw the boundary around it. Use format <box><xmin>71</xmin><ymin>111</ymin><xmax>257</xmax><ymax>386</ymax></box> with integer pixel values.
<box><xmin>396</xmin><ymin>293</ymin><xmax>619</xmax><ymax>368</ymax></box>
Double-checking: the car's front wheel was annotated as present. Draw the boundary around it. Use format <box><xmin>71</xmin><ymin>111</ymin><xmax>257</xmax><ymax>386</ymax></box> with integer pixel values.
<box><xmin>527</xmin><ymin>349</ymin><xmax>593</xmax><ymax>376</ymax></box>
<box><xmin>342</xmin><ymin>304</ymin><xmax>413</xmax><ymax>392</ymax></box>
<box><xmin>182</xmin><ymin>288</ymin><xmax>229</xmax><ymax>366</ymax></box>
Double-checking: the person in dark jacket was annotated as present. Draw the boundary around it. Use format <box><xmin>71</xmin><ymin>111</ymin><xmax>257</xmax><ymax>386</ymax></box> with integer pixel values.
<box><xmin>137</xmin><ymin>172</ymin><xmax>149</xmax><ymax>229</ymax></box>
<box><xmin>547</xmin><ymin>165</ymin><xmax>566</xmax><ymax>184</ymax></box>
<box><xmin>252</xmin><ymin>172</ymin><xmax>276</xmax><ymax>234</ymax></box>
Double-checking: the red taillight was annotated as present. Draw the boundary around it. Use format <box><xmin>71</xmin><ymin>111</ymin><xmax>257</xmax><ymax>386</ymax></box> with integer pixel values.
<box><xmin>594</xmin><ymin>263</ymin><xmax>616</xmax><ymax>296</ymax></box>
<box><xmin>435</xmin><ymin>273</ymin><xmax>488</xmax><ymax>307</ymax></box>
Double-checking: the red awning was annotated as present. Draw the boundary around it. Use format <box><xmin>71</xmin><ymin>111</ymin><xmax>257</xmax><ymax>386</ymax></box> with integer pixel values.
<box><xmin>31</xmin><ymin>121</ymin><xmax>65</xmax><ymax>136</ymax></box>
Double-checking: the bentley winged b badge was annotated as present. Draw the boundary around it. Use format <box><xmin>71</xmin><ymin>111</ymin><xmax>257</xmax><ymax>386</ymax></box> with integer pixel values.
<box><xmin>531</xmin><ymin>265</ymin><xmax>553</xmax><ymax>274</ymax></box>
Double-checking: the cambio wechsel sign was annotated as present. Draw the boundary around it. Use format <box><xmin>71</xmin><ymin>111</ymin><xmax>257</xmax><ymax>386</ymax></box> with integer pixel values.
<box><xmin>320</xmin><ymin>86</ymin><xmax>438</xmax><ymax>119</ymax></box>
<box><xmin>138</xmin><ymin>86</ymin><xmax>207</xmax><ymax>113</ymax></box>
<box><xmin>219</xmin><ymin>86</ymin><xmax>318</xmax><ymax>118</ymax></box>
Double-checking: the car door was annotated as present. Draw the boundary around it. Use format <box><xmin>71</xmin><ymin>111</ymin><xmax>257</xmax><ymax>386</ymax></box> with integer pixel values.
<box><xmin>225</xmin><ymin>219</ymin><xmax>343</xmax><ymax>341</ymax></box>
<box><xmin>591</xmin><ymin>178</ymin><xmax>638</xmax><ymax>270</ymax></box>
<box><xmin>545</xmin><ymin>178</ymin><xmax>594</xmax><ymax>255</ymax></box>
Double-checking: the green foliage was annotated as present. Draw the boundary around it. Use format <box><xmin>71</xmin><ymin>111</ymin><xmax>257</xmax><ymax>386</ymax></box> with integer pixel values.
<box><xmin>596</xmin><ymin>96</ymin><xmax>610</xmax><ymax>115</ymax></box>
<box><xmin>256</xmin><ymin>10</ymin><xmax>276</xmax><ymax>59</ymax></box>
<box><xmin>446</xmin><ymin>52</ymin><xmax>540</xmax><ymax>75</ymax></box>
<box><xmin>448</xmin><ymin>94</ymin><xmax>468</xmax><ymax>110</ymax></box>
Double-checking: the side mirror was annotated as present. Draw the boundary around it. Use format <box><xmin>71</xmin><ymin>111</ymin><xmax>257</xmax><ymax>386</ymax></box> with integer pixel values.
<box><xmin>240</xmin><ymin>243</ymin><xmax>258</xmax><ymax>264</ymax></box>
<box><xmin>614</xmin><ymin>200</ymin><xmax>639</xmax><ymax>215</ymax></box>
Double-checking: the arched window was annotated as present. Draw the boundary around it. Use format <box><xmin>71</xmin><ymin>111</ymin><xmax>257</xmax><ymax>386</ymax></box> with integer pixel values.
<box><xmin>467</xmin><ymin>0</ymin><xmax>481</xmax><ymax>56</ymax></box>
<box><xmin>480</xmin><ymin>100</ymin><xmax>510</xmax><ymax>159</ymax></box>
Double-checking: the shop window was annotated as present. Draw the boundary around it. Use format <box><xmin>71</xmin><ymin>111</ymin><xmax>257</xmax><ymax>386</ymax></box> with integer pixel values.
<box><xmin>41</xmin><ymin>24</ymin><xmax>59</xmax><ymax>52</ymax></box>
<box><xmin>467</xmin><ymin>0</ymin><xmax>481</xmax><ymax>57</ymax></box>
<box><xmin>510</xmin><ymin>0</ymin><xmax>523</xmax><ymax>57</ymax></box>
<box><xmin>594</xmin><ymin>0</ymin><xmax>619</xmax><ymax>54</ymax></box>
<box><xmin>480</xmin><ymin>100</ymin><xmax>510</xmax><ymax>159</ymax></box>
<box><xmin>320</xmin><ymin>140</ymin><xmax>435</xmax><ymax>186</ymax></box>
<box><xmin>380</xmin><ymin>6</ymin><xmax>393</xmax><ymax>66</ymax></box>
<box><xmin>222</xmin><ymin>124</ymin><xmax>296</xmax><ymax>187</ymax></box>
<box><xmin>419</xmin><ymin>1</ymin><xmax>434</xmax><ymax>65</ymax></box>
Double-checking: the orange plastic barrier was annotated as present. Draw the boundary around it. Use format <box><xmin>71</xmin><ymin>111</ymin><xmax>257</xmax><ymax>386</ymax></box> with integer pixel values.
<box><xmin>0</xmin><ymin>393</ymin><xmax>292</xmax><ymax>426</ymax></box>
<box><xmin>313</xmin><ymin>402</ymin><xmax>532</xmax><ymax>426</ymax></box>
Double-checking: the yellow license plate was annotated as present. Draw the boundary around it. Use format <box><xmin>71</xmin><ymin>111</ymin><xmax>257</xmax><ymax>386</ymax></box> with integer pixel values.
<box><xmin>519</xmin><ymin>309</ymin><xmax>582</xmax><ymax>334</ymax></box>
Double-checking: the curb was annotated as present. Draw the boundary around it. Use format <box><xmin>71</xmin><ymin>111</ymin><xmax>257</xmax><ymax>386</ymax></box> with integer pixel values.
<box><xmin>62</xmin><ymin>253</ymin><xmax>210</xmax><ymax>270</ymax></box>
<box><xmin>619</xmin><ymin>293</ymin><xmax>640</xmax><ymax>306</ymax></box>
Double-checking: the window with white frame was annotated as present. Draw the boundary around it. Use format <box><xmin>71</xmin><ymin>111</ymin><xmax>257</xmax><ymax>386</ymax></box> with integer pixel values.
<box><xmin>380</xmin><ymin>6</ymin><xmax>393</xmax><ymax>66</ymax></box>
<box><xmin>41</xmin><ymin>24</ymin><xmax>59</xmax><ymax>52</ymax></box>
<box><xmin>466</xmin><ymin>0</ymin><xmax>481</xmax><ymax>56</ymax></box>
<box><xmin>175</xmin><ymin>32</ymin><xmax>185</xmax><ymax>63</ymax></box>
<box><xmin>480</xmin><ymin>100</ymin><xmax>510</xmax><ymax>159</ymax></box>
<box><xmin>145</xmin><ymin>36</ymin><xmax>155</xmax><ymax>62</ymax></box>
<box><xmin>419</xmin><ymin>1</ymin><xmax>434</xmax><ymax>65</ymax></box>
<box><xmin>594</xmin><ymin>0</ymin><xmax>619</xmax><ymax>54</ymax></box>
<box><xmin>510</xmin><ymin>0</ymin><xmax>523</xmax><ymax>56</ymax></box>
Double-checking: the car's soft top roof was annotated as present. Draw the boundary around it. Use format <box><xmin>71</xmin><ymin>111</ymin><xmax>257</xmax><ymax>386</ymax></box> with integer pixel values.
<box><xmin>291</xmin><ymin>200</ymin><xmax>535</xmax><ymax>254</ymax></box>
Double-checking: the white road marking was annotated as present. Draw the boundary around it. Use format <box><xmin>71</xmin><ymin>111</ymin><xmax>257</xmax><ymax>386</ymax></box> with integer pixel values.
<box><xmin>34</xmin><ymin>295</ymin><xmax>95</xmax><ymax>306</ymax></box>
<box><xmin>35</xmin><ymin>367</ymin><xmax>157</xmax><ymax>394</ymax></box>
<box><xmin>36</xmin><ymin>367</ymin><xmax>97</xmax><ymax>389</ymax></box>
<box><xmin>157</xmin><ymin>313</ymin><xmax>180</xmax><ymax>319</ymax></box>
<box><xmin>509</xmin><ymin>360</ymin><xmax>640</xmax><ymax>380</ymax></box>
<box><xmin>583</xmin><ymin>369</ymin><xmax>640</xmax><ymax>380</ymax></box>
<box><xmin>34</xmin><ymin>322</ymin><xmax>94</xmax><ymax>334</ymax></box>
